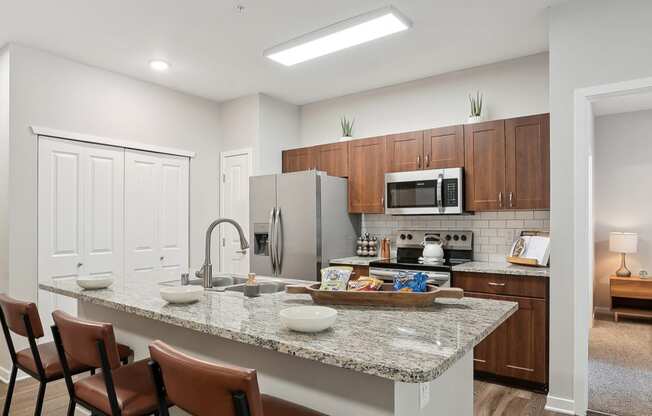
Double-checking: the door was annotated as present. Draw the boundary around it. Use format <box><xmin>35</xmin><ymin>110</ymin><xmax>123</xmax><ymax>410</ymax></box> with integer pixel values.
<box><xmin>249</xmin><ymin>175</ymin><xmax>277</xmax><ymax>277</ymax></box>
<box><xmin>158</xmin><ymin>154</ymin><xmax>189</xmax><ymax>277</ymax></box>
<box><xmin>220</xmin><ymin>149</ymin><xmax>251</xmax><ymax>274</ymax></box>
<box><xmin>38</xmin><ymin>138</ymin><xmax>124</xmax><ymax>331</ymax></box>
<box><xmin>464</xmin><ymin>120</ymin><xmax>506</xmax><ymax>211</ymax></box>
<box><xmin>282</xmin><ymin>147</ymin><xmax>317</xmax><ymax>173</ymax></box>
<box><xmin>316</xmin><ymin>143</ymin><xmax>348</xmax><ymax>177</ymax></box>
<box><xmin>424</xmin><ymin>125</ymin><xmax>464</xmax><ymax>169</ymax></box>
<box><xmin>125</xmin><ymin>150</ymin><xmax>189</xmax><ymax>281</ymax></box>
<box><xmin>499</xmin><ymin>296</ymin><xmax>547</xmax><ymax>383</ymax></box>
<box><xmin>506</xmin><ymin>114</ymin><xmax>550</xmax><ymax>209</ymax></box>
<box><xmin>348</xmin><ymin>137</ymin><xmax>387</xmax><ymax>213</ymax></box>
<box><xmin>468</xmin><ymin>292</ymin><xmax>506</xmax><ymax>373</ymax></box>
<box><xmin>276</xmin><ymin>172</ymin><xmax>319</xmax><ymax>280</ymax></box>
<box><xmin>386</xmin><ymin>131</ymin><xmax>424</xmax><ymax>172</ymax></box>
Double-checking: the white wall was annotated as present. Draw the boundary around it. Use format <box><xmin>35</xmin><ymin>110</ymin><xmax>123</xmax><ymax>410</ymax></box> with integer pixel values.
<box><xmin>6</xmin><ymin>43</ymin><xmax>222</xmax><ymax>303</ymax></box>
<box><xmin>593</xmin><ymin>109</ymin><xmax>652</xmax><ymax>310</ymax></box>
<box><xmin>299</xmin><ymin>53</ymin><xmax>549</xmax><ymax>145</ymax></box>
<box><xmin>0</xmin><ymin>46</ymin><xmax>9</xmax><ymax>296</ymax></box>
<box><xmin>258</xmin><ymin>94</ymin><xmax>300</xmax><ymax>175</ymax></box>
<box><xmin>548</xmin><ymin>0</ymin><xmax>652</xmax><ymax>409</ymax></box>
<box><xmin>219</xmin><ymin>93</ymin><xmax>300</xmax><ymax>175</ymax></box>
<box><xmin>219</xmin><ymin>94</ymin><xmax>259</xmax><ymax>152</ymax></box>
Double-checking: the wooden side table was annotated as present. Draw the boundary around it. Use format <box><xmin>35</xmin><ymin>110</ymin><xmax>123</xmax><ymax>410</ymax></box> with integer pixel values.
<box><xmin>610</xmin><ymin>275</ymin><xmax>652</xmax><ymax>322</ymax></box>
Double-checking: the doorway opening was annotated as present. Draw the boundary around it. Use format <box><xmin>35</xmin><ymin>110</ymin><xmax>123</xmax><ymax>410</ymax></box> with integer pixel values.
<box><xmin>574</xmin><ymin>77</ymin><xmax>652</xmax><ymax>416</ymax></box>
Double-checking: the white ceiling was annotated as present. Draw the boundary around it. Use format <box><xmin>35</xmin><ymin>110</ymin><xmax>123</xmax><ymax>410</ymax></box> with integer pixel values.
<box><xmin>0</xmin><ymin>0</ymin><xmax>562</xmax><ymax>105</ymax></box>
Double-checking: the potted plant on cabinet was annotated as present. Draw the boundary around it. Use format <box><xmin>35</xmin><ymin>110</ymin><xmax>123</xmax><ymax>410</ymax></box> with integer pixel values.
<box><xmin>467</xmin><ymin>91</ymin><xmax>484</xmax><ymax>123</ymax></box>
<box><xmin>339</xmin><ymin>116</ymin><xmax>355</xmax><ymax>142</ymax></box>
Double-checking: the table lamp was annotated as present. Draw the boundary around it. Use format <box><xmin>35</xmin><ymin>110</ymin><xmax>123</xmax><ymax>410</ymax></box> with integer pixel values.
<box><xmin>609</xmin><ymin>232</ymin><xmax>638</xmax><ymax>277</ymax></box>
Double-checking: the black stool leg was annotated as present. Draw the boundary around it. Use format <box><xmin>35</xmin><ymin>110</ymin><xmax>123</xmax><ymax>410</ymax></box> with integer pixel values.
<box><xmin>34</xmin><ymin>381</ymin><xmax>47</xmax><ymax>416</ymax></box>
<box><xmin>2</xmin><ymin>365</ymin><xmax>17</xmax><ymax>416</ymax></box>
<box><xmin>66</xmin><ymin>399</ymin><xmax>75</xmax><ymax>416</ymax></box>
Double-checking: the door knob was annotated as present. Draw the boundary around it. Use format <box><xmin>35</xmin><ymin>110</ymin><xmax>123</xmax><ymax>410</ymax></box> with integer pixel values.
<box><xmin>160</xmin><ymin>256</ymin><xmax>165</xmax><ymax>261</ymax></box>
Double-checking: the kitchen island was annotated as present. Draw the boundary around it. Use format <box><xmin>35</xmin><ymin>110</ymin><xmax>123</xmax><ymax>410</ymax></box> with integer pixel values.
<box><xmin>40</xmin><ymin>276</ymin><xmax>517</xmax><ymax>416</ymax></box>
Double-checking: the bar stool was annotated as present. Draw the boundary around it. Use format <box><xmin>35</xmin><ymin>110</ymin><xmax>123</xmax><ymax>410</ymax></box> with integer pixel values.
<box><xmin>51</xmin><ymin>310</ymin><xmax>163</xmax><ymax>416</ymax></box>
<box><xmin>0</xmin><ymin>294</ymin><xmax>133</xmax><ymax>416</ymax></box>
<box><xmin>148</xmin><ymin>340</ymin><xmax>326</xmax><ymax>416</ymax></box>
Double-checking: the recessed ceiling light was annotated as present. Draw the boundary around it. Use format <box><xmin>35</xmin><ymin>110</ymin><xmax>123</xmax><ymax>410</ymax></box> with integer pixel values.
<box><xmin>264</xmin><ymin>6</ymin><xmax>411</xmax><ymax>66</ymax></box>
<box><xmin>149</xmin><ymin>60</ymin><xmax>170</xmax><ymax>71</ymax></box>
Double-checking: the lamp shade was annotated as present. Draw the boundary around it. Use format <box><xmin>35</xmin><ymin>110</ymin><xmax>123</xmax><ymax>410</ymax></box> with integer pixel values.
<box><xmin>609</xmin><ymin>232</ymin><xmax>638</xmax><ymax>254</ymax></box>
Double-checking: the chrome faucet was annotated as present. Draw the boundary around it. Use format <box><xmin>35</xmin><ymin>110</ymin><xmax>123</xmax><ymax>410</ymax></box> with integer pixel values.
<box><xmin>197</xmin><ymin>218</ymin><xmax>249</xmax><ymax>288</ymax></box>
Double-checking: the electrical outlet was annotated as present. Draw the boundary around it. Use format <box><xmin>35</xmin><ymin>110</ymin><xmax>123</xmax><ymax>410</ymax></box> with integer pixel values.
<box><xmin>419</xmin><ymin>382</ymin><xmax>430</xmax><ymax>409</ymax></box>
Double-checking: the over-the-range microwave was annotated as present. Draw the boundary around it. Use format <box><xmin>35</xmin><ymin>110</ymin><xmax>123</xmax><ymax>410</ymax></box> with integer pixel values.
<box><xmin>384</xmin><ymin>168</ymin><xmax>464</xmax><ymax>215</ymax></box>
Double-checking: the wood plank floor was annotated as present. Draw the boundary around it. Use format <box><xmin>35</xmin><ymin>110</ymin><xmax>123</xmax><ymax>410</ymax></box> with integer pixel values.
<box><xmin>0</xmin><ymin>377</ymin><xmax>564</xmax><ymax>415</ymax></box>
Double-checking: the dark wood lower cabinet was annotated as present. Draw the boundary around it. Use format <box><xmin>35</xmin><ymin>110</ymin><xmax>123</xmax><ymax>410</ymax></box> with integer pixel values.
<box><xmin>454</xmin><ymin>273</ymin><xmax>549</xmax><ymax>392</ymax></box>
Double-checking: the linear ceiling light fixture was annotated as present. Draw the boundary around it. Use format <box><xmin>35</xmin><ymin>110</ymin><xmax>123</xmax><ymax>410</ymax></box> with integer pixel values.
<box><xmin>264</xmin><ymin>6</ymin><xmax>412</xmax><ymax>66</ymax></box>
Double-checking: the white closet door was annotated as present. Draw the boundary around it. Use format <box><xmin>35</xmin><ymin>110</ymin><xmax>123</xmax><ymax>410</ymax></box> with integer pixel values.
<box><xmin>125</xmin><ymin>150</ymin><xmax>189</xmax><ymax>280</ymax></box>
<box><xmin>158</xmin><ymin>154</ymin><xmax>189</xmax><ymax>276</ymax></box>
<box><xmin>38</xmin><ymin>138</ymin><xmax>124</xmax><ymax>332</ymax></box>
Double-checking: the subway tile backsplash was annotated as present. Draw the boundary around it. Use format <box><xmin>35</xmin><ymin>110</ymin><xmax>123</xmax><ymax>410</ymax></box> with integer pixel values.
<box><xmin>361</xmin><ymin>210</ymin><xmax>550</xmax><ymax>262</ymax></box>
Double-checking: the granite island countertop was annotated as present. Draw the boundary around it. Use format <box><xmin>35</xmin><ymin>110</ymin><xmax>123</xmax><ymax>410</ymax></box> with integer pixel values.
<box><xmin>39</xmin><ymin>276</ymin><xmax>517</xmax><ymax>384</ymax></box>
<box><xmin>329</xmin><ymin>256</ymin><xmax>381</xmax><ymax>266</ymax></box>
<box><xmin>452</xmin><ymin>261</ymin><xmax>550</xmax><ymax>277</ymax></box>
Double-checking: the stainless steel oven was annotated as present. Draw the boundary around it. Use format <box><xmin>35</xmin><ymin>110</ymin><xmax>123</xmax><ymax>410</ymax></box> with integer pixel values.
<box><xmin>384</xmin><ymin>168</ymin><xmax>463</xmax><ymax>215</ymax></box>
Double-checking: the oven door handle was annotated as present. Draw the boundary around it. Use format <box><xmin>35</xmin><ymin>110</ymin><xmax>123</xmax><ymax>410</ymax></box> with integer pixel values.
<box><xmin>369</xmin><ymin>269</ymin><xmax>398</xmax><ymax>278</ymax></box>
<box><xmin>436</xmin><ymin>173</ymin><xmax>444</xmax><ymax>213</ymax></box>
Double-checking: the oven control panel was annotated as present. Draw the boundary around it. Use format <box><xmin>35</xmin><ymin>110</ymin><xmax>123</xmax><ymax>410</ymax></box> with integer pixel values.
<box><xmin>396</xmin><ymin>230</ymin><xmax>473</xmax><ymax>251</ymax></box>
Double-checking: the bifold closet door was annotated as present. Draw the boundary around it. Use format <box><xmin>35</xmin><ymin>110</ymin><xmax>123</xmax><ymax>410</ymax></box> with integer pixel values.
<box><xmin>125</xmin><ymin>150</ymin><xmax>189</xmax><ymax>281</ymax></box>
<box><xmin>38</xmin><ymin>138</ymin><xmax>124</xmax><ymax>332</ymax></box>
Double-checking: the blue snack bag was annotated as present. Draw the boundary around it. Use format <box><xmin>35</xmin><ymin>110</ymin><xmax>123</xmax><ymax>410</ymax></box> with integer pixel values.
<box><xmin>393</xmin><ymin>272</ymin><xmax>429</xmax><ymax>292</ymax></box>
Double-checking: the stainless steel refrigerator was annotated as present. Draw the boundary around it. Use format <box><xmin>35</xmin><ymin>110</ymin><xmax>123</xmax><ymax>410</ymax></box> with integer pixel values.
<box><xmin>250</xmin><ymin>171</ymin><xmax>360</xmax><ymax>281</ymax></box>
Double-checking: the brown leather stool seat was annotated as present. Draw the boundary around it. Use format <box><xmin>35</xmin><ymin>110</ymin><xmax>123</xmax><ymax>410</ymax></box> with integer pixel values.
<box><xmin>148</xmin><ymin>340</ymin><xmax>326</xmax><ymax>416</ymax></box>
<box><xmin>16</xmin><ymin>341</ymin><xmax>134</xmax><ymax>378</ymax></box>
<box><xmin>74</xmin><ymin>359</ymin><xmax>158</xmax><ymax>416</ymax></box>
<box><xmin>0</xmin><ymin>293</ymin><xmax>133</xmax><ymax>416</ymax></box>
<box><xmin>52</xmin><ymin>310</ymin><xmax>161</xmax><ymax>416</ymax></box>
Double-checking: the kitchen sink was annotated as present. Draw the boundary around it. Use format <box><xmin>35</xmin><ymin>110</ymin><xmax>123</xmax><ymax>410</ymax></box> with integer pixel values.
<box><xmin>159</xmin><ymin>274</ymin><xmax>248</xmax><ymax>288</ymax></box>
<box><xmin>224</xmin><ymin>282</ymin><xmax>287</xmax><ymax>294</ymax></box>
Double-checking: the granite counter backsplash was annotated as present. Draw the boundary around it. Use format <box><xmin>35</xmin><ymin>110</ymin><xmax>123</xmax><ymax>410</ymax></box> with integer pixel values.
<box><xmin>362</xmin><ymin>210</ymin><xmax>550</xmax><ymax>263</ymax></box>
<box><xmin>40</xmin><ymin>276</ymin><xmax>516</xmax><ymax>384</ymax></box>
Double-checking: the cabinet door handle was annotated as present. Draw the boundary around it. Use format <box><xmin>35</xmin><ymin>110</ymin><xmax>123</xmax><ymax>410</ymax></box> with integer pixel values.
<box><xmin>425</xmin><ymin>154</ymin><xmax>430</xmax><ymax>167</ymax></box>
<box><xmin>160</xmin><ymin>256</ymin><xmax>165</xmax><ymax>261</ymax></box>
<box><xmin>416</xmin><ymin>155</ymin><xmax>421</xmax><ymax>168</ymax></box>
<box><xmin>488</xmin><ymin>282</ymin><xmax>506</xmax><ymax>287</ymax></box>
<box><xmin>509</xmin><ymin>192</ymin><xmax>513</xmax><ymax>208</ymax></box>
<box><xmin>506</xmin><ymin>364</ymin><xmax>535</xmax><ymax>372</ymax></box>
<box><xmin>77</xmin><ymin>262</ymin><xmax>83</xmax><ymax>268</ymax></box>
<box><xmin>498</xmin><ymin>192</ymin><xmax>503</xmax><ymax>208</ymax></box>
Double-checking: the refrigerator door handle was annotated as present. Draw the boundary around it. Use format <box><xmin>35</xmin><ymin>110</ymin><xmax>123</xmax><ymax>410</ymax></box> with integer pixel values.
<box><xmin>275</xmin><ymin>207</ymin><xmax>283</xmax><ymax>274</ymax></box>
<box><xmin>268</xmin><ymin>208</ymin><xmax>276</xmax><ymax>275</ymax></box>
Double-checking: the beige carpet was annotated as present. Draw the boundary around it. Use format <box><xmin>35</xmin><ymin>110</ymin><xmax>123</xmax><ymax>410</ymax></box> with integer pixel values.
<box><xmin>588</xmin><ymin>318</ymin><xmax>652</xmax><ymax>416</ymax></box>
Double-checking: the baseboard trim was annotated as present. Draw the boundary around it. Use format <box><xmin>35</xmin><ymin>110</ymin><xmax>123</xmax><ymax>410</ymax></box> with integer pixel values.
<box><xmin>545</xmin><ymin>394</ymin><xmax>576</xmax><ymax>415</ymax></box>
<box><xmin>0</xmin><ymin>365</ymin><xmax>30</xmax><ymax>384</ymax></box>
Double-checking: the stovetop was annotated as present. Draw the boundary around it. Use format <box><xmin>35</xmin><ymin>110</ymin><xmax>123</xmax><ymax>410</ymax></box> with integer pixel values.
<box><xmin>369</xmin><ymin>256</ymin><xmax>471</xmax><ymax>272</ymax></box>
<box><xmin>369</xmin><ymin>229</ymin><xmax>473</xmax><ymax>272</ymax></box>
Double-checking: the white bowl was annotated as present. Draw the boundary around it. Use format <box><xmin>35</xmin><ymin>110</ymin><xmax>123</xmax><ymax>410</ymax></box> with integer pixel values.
<box><xmin>279</xmin><ymin>306</ymin><xmax>338</xmax><ymax>333</ymax></box>
<box><xmin>76</xmin><ymin>276</ymin><xmax>114</xmax><ymax>290</ymax></box>
<box><xmin>160</xmin><ymin>286</ymin><xmax>204</xmax><ymax>304</ymax></box>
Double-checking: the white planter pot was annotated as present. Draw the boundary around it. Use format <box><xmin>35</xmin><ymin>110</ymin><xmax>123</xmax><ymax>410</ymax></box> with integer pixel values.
<box><xmin>339</xmin><ymin>136</ymin><xmax>353</xmax><ymax>142</ymax></box>
<box><xmin>467</xmin><ymin>115</ymin><xmax>484</xmax><ymax>124</ymax></box>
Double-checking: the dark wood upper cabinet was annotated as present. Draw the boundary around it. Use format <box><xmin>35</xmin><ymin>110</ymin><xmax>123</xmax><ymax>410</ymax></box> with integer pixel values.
<box><xmin>348</xmin><ymin>136</ymin><xmax>386</xmax><ymax>213</ymax></box>
<box><xmin>386</xmin><ymin>131</ymin><xmax>424</xmax><ymax>172</ymax></box>
<box><xmin>424</xmin><ymin>125</ymin><xmax>464</xmax><ymax>169</ymax></box>
<box><xmin>464</xmin><ymin>120</ymin><xmax>507</xmax><ymax>211</ymax></box>
<box><xmin>316</xmin><ymin>142</ymin><xmax>349</xmax><ymax>177</ymax></box>
<box><xmin>282</xmin><ymin>147</ymin><xmax>317</xmax><ymax>173</ymax></box>
<box><xmin>506</xmin><ymin>114</ymin><xmax>550</xmax><ymax>209</ymax></box>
